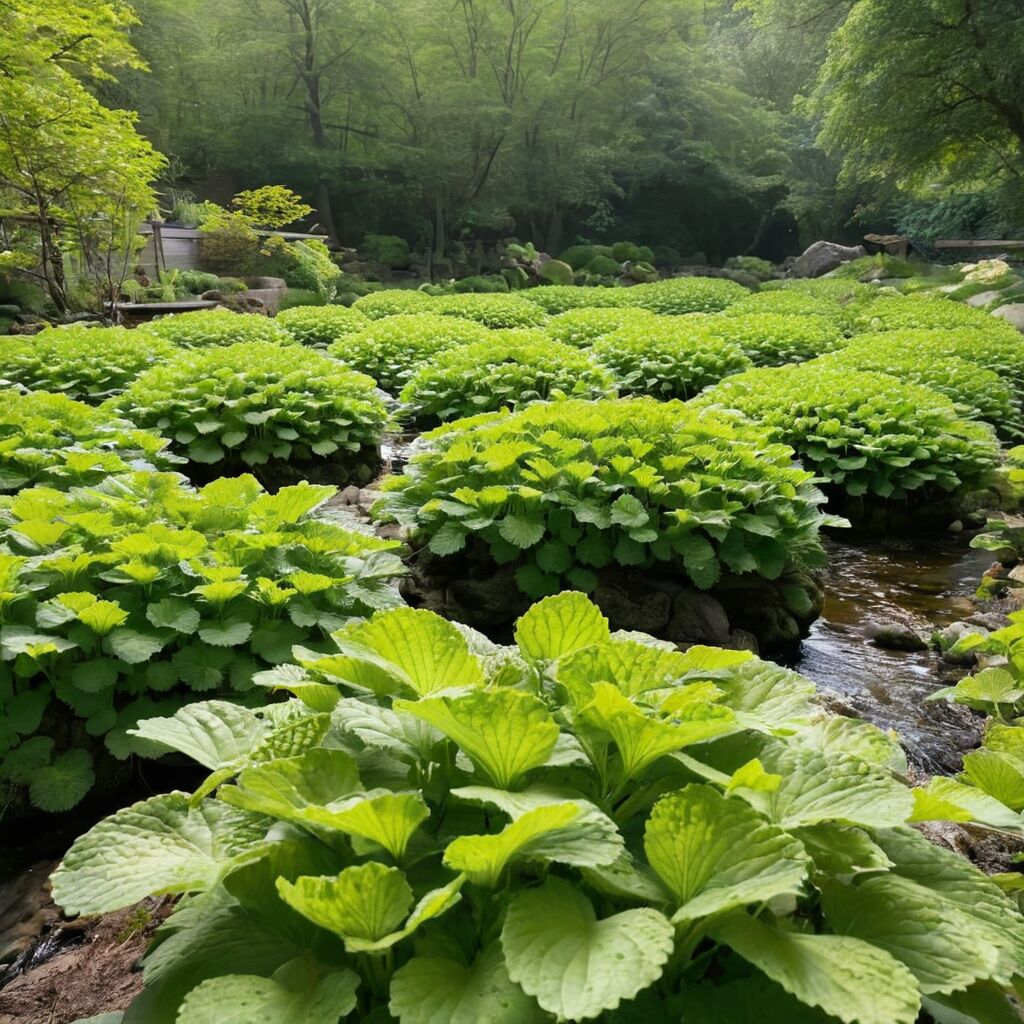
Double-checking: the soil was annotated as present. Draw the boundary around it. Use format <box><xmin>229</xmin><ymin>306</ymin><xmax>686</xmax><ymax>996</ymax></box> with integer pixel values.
<box><xmin>0</xmin><ymin>893</ymin><xmax>169</xmax><ymax>1024</ymax></box>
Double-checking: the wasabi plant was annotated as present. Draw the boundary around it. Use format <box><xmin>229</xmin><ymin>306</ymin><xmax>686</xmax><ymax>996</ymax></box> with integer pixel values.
<box><xmin>352</xmin><ymin>290</ymin><xmax>434</xmax><ymax>319</ymax></box>
<box><xmin>544</xmin><ymin>306</ymin><xmax>659</xmax><ymax>347</ymax></box>
<box><xmin>399</xmin><ymin>332</ymin><xmax>616</xmax><ymax>423</ymax></box>
<box><xmin>700</xmin><ymin>312</ymin><xmax>846</xmax><ymax>366</ymax></box>
<box><xmin>140</xmin><ymin>309</ymin><xmax>296</xmax><ymax>348</ymax></box>
<box><xmin>277</xmin><ymin>305</ymin><xmax>371</xmax><ymax>347</ymax></box>
<box><xmin>431</xmin><ymin>292</ymin><xmax>548</xmax><ymax>329</ymax></box>
<box><xmin>855</xmin><ymin>294</ymin><xmax>1021</xmax><ymax>335</ymax></box>
<box><xmin>528</xmin><ymin>285</ymin><xmax>632</xmax><ymax>314</ymax></box>
<box><xmin>49</xmin><ymin>593</ymin><xmax>1024</xmax><ymax>1022</ymax></box>
<box><xmin>718</xmin><ymin>290</ymin><xmax>854</xmax><ymax>333</ymax></box>
<box><xmin>0</xmin><ymin>472</ymin><xmax>404</xmax><ymax>811</ymax></box>
<box><xmin>625</xmin><ymin>276</ymin><xmax>748</xmax><ymax>315</ymax></box>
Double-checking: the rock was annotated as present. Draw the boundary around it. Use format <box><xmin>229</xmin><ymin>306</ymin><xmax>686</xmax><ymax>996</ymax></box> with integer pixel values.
<box><xmin>727</xmin><ymin>629</ymin><xmax>759</xmax><ymax>654</ymax></box>
<box><xmin>992</xmin><ymin>303</ymin><xmax>1024</xmax><ymax>332</ymax></box>
<box><xmin>864</xmin><ymin>620</ymin><xmax>928</xmax><ymax>651</ymax></box>
<box><xmin>863</xmin><ymin>233</ymin><xmax>909</xmax><ymax>257</ymax></box>
<box><xmin>966</xmin><ymin>290</ymin><xmax>1003</xmax><ymax>308</ymax></box>
<box><xmin>966</xmin><ymin>611</ymin><xmax>1008</xmax><ymax>632</ymax></box>
<box><xmin>947</xmin><ymin>520</ymin><xmax>964</xmax><ymax>533</ymax></box>
<box><xmin>1009</xmin><ymin>564</ymin><xmax>1024</xmax><ymax>584</ymax></box>
<box><xmin>593</xmin><ymin>571</ymin><xmax>674</xmax><ymax>635</ymax></box>
<box><xmin>339</xmin><ymin>485</ymin><xmax>362</xmax><ymax>506</ymax></box>
<box><xmin>936</xmin><ymin>621</ymin><xmax>986</xmax><ymax>665</ymax></box>
<box><xmin>246</xmin><ymin>276</ymin><xmax>288</xmax><ymax>290</ymax></box>
<box><xmin>663</xmin><ymin>590</ymin><xmax>732</xmax><ymax>647</ymax></box>
<box><xmin>0</xmin><ymin>303</ymin><xmax>21</xmax><ymax>317</ymax></box>
<box><xmin>791</xmin><ymin>241</ymin><xmax>867</xmax><ymax>279</ymax></box>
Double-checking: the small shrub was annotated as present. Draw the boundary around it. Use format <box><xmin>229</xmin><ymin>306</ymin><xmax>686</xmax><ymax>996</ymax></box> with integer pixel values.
<box><xmin>277</xmin><ymin>288</ymin><xmax>327</xmax><ymax>311</ymax></box>
<box><xmin>761</xmin><ymin>277</ymin><xmax>878</xmax><ymax>305</ymax></box>
<box><xmin>400</xmin><ymin>331</ymin><xmax>616</xmax><ymax>423</ymax></box>
<box><xmin>701</xmin><ymin>312</ymin><xmax>846</xmax><ymax>366</ymax></box>
<box><xmin>0</xmin><ymin>326</ymin><xmax>176</xmax><ymax>402</ymax></box>
<box><xmin>557</xmin><ymin>243</ymin><xmax>596</xmax><ymax>269</ymax></box>
<box><xmin>263</xmin><ymin>237</ymin><xmax>342</xmax><ymax>299</ymax></box>
<box><xmin>611</xmin><ymin>240</ymin><xmax>655</xmax><ymax>264</ymax></box>
<box><xmin>536</xmin><ymin>259</ymin><xmax>574</xmax><ymax>286</ymax></box>
<box><xmin>376</xmin><ymin>397</ymin><xmax>838</xmax><ymax>598</ymax></box>
<box><xmin>361</xmin><ymin>233</ymin><xmax>411</xmax><ymax>268</ymax></box>
<box><xmin>176</xmin><ymin>270</ymin><xmax>221</xmax><ymax>295</ymax></box>
<box><xmin>830</xmin><ymin>254</ymin><xmax>917</xmax><ymax>279</ymax></box>
<box><xmin>584</xmin><ymin>254</ymin><xmax>621</xmax><ymax>276</ymax></box>
<box><xmin>107</xmin><ymin>342</ymin><xmax>388</xmax><ymax>485</ymax></box>
<box><xmin>215</xmin><ymin>276</ymin><xmax>248</xmax><ymax>294</ymax></box>
<box><xmin>625</xmin><ymin>276</ymin><xmax>749</xmax><ymax>315</ymax></box>
<box><xmin>545</xmin><ymin>306</ymin><xmax>661</xmax><ymax>347</ymax></box>
<box><xmin>0</xmin><ymin>471</ymin><xmax>404</xmax><ymax>810</ymax></box>
<box><xmin>592</xmin><ymin>318</ymin><xmax>751</xmax><ymax>399</ymax></box>
<box><xmin>431</xmin><ymin>292</ymin><xmax>547</xmax><ymax>329</ymax></box>
<box><xmin>527</xmin><ymin>285</ymin><xmax>631</xmax><ymax>314</ymax></box>
<box><xmin>277</xmin><ymin>305</ymin><xmax>370</xmax><ymax>347</ymax></box>
<box><xmin>140</xmin><ymin>309</ymin><xmax>295</xmax><ymax>349</ymax></box>
<box><xmin>353</xmin><ymin>289</ymin><xmax>434</xmax><ymax>319</ymax></box>
<box><xmin>0</xmin><ymin>391</ymin><xmax>178</xmax><ymax>492</ymax></box>
<box><xmin>719</xmin><ymin>289</ymin><xmax>852</xmax><ymax>330</ymax></box>
<box><xmin>331</xmin><ymin>312</ymin><xmax>493</xmax><ymax>393</ymax></box>
<box><xmin>725</xmin><ymin>255</ymin><xmax>775</xmax><ymax>279</ymax></box>
<box><xmin>452</xmin><ymin>275</ymin><xmax>509</xmax><ymax>293</ymax></box>
<box><xmin>696</xmin><ymin>363</ymin><xmax>1001</xmax><ymax>501</ymax></box>
<box><xmin>854</xmin><ymin>294</ymin><xmax>1021</xmax><ymax>335</ymax></box>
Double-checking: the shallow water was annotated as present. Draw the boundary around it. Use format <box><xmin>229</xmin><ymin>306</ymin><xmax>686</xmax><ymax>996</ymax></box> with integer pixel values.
<box><xmin>789</xmin><ymin>532</ymin><xmax>993</xmax><ymax>772</ymax></box>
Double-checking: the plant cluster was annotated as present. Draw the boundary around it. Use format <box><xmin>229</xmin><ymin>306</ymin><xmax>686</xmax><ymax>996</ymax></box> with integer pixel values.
<box><xmin>399</xmin><ymin>332</ymin><xmax>616</xmax><ymax>423</ymax></box>
<box><xmin>263</xmin><ymin>238</ymin><xmax>342</xmax><ymax>299</ymax></box>
<box><xmin>431</xmin><ymin>292</ymin><xmax>548</xmax><ymax>329</ymax></box>
<box><xmin>701</xmin><ymin>312</ymin><xmax>845</xmax><ymax>367</ymax></box>
<box><xmin>0</xmin><ymin>472</ymin><xmax>405</xmax><ymax>812</ymax></box>
<box><xmin>724</xmin><ymin>254</ymin><xmax>775</xmax><ymax>279</ymax></box>
<box><xmin>830</xmin><ymin>254</ymin><xmax>917</xmax><ymax>280</ymax></box>
<box><xmin>0</xmin><ymin>391</ymin><xmax>178</xmax><ymax>493</ymax></box>
<box><xmin>0</xmin><ymin>326</ymin><xmax>176</xmax><ymax>402</ymax></box>
<box><xmin>353</xmin><ymin>290</ymin><xmax>434</xmax><ymax>319</ymax></box>
<box><xmin>591</xmin><ymin>319</ymin><xmax>751</xmax><ymax>399</ymax></box>
<box><xmin>527</xmin><ymin>285</ymin><xmax>631</xmax><ymax>315</ymax></box>
<box><xmin>50</xmin><ymin>592</ymin><xmax>1024</xmax><ymax>1022</ymax></box>
<box><xmin>625</xmin><ymin>276</ymin><xmax>749</xmax><ymax>315</ymax></box>
<box><xmin>330</xmin><ymin>313</ymin><xmax>492</xmax><ymax>393</ymax></box>
<box><xmin>375</xmin><ymin>397</ymin><xmax>840</xmax><ymax>599</ymax></box>
<box><xmin>106</xmin><ymin>342</ymin><xmax>388</xmax><ymax>483</ymax></box>
<box><xmin>761</xmin><ymin>278</ymin><xmax>879</xmax><ymax>306</ymax></box>
<box><xmin>141</xmin><ymin>309</ymin><xmax>295</xmax><ymax>349</ymax></box>
<box><xmin>718</xmin><ymin>289</ymin><xmax>853</xmax><ymax>331</ymax></box>
<box><xmin>697</xmin><ymin>364</ymin><xmax>1001</xmax><ymax>501</ymax></box>
<box><xmin>277</xmin><ymin>305</ymin><xmax>371</xmax><ymax>347</ymax></box>
<box><xmin>822</xmin><ymin>344</ymin><xmax>1022</xmax><ymax>439</ymax></box>
<box><xmin>544</xmin><ymin>306</ymin><xmax>660</xmax><ymax>347</ymax></box>
<box><xmin>361</xmin><ymin>234</ymin><xmax>412</xmax><ymax>269</ymax></box>
<box><xmin>855</xmin><ymin>295</ymin><xmax>1020</xmax><ymax>335</ymax></box>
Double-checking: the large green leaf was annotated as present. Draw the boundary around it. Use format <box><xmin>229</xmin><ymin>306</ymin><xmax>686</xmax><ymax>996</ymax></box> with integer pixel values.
<box><xmin>961</xmin><ymin>749</ymin><xmax>1024</xmax><ymax>812</ymax></box>
<box><xmin>175</xmin><ymin>959</ymin><xmax>359</xmax><ymax>1024</ymax></box>
<box><xmin>394</xmin><ymin>689</ymin><xmax>559</xmax><ymax>789</ymax></box>
<box><xmin>331</xmin><ymin>699</ymin><xmax>442</xmax><ymax>765</ymax></box>
<box><xmin>129</xmin><ymin>701</ymin><xmax>269</xmax><ymax>771</ymax></box>
<box><xmin>910</xmin><ymin>777</ymin><xmax>1024</xmax><ymax>833</ymax></box>
<box><xmin>554</xmin><ymin>639</ymin><xmax>698</xmax><ymax>701</ymax></box>
<box><xmin>643</xmin><ymin>784</ymin><xmax>808</xmax><ymax>922</ymax></box>
<box><xmin>501</xmin><ymin>877</ymin><xmax>674</xmax><ymax>1021</ymax></box>
<box><xmin>300</xmin><ymin>790</ymin><xmax>428</xmax><ymax>859</ymax></box>
<box><xmin>389</xmin><ymin>944</ymin><xmax>544</xmax><ymax>1024</ymax></box>
<box><xmin>444</xmin><ymin>786</ymin><xmax>623</xmax><ymax>886</ymax></box>
<box><xmin>713</xmin><ymin>660</ymin><xmax>818</xmax><ymax>732</ymax></box>
<box><xmin>710</xmin><ymin>915</ymin><xmax>921</xmax><ymax>1024</ymax></box>
<box><xmin>793</xmin><ymin>717</ymin><xmax>908</xmax><ymax>776</ymax></box>
<box><xmin>513</xmin><ymin>591</ymin><xmax>610</xmax><ymax>663</ymax></box>
<box><xmin>51</xmin><ymin>794</ymin><xmax>270</xmax><ymax>916</ymax></box>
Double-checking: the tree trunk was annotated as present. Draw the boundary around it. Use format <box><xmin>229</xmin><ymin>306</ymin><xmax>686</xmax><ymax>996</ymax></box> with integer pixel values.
<box><xmin>545</xmin><ymin>206</ymin><xmax>564</xmax><ymax>256</ymax></box>
<box><xmin>37</xmin><ymin>204</ymin><xmax>67</xmax><ymax>314</ymax></box>
<box><xmin>434</xmin><ymin>195</ymin><xmax>446</xmax><ymax>262</ymax></box>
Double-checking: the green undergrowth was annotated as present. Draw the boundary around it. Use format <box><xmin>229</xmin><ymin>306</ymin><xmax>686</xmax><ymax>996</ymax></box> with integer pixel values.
<box><xmin>430</xmin><ymin>292</ymin><xmax>548</xmax><ymax>329</ymax></box>
<box><xmin>352</xmin><ymin>289</ymin><xmax>435</xmax><ymax>319</ymax></box>
<box><xmin>374</xmin><ymin>397</ymin><xmax>841</xmax><ymax>600</ymax></box>
<box><xmin>701</xmin><ymin>312</ymin><xmax>845</xmax><ymax>367</ymax></box>
<box><xmin>277</xmin><ymin>305</ymin><xmax>371</xmax><ymax>347</ymax></box>
<box><xmin>140</xmin><ymin>309</ymin><xmax>296</xmax><ymax>348</ymax></box>
<box><xmin>0</xmin><ymin>473</ymin><xmax>405</xmax><ymax>812</ymax></box>
<box><xmin>543</xmin><ymin>306</ymin><xmax>660</xmax><ymax>346</ymax></box>
<box><xmin>624</xmin><ymin>276</ymin><xmax>750</xmax><ymax>315</ymax></box>
<box><xmin>48</xmin><ymin>592</ymin><xmax>1024</xmax><ymax>1022</ymax></box>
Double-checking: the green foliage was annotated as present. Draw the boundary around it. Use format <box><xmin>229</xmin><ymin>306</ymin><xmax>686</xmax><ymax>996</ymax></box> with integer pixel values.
<box><xmin>176</xmin><ymin>270</ymin><xmax>221</xmax><ymax>295</ymax></box>
<box><xmin>970</xmin><ymin>514</ymin><xmax>1024</xmax><ymax>563</ymax></box>
<box><xmin>829</xmin><ymin>254</ymin><xmax>917</xmax><ymax>280</ymax></box>
<box><xmin>536</xmin><ymin>259</ymin><xmax>574</xmax><ymax>286</ymax></box>
<box><xmin>277</xmin><ymin>305</ymin><xmax>370</xmax><ymax>347</ymax></box>
<box><xmin>265</xmin><ymin>238</ymin><xmax>342</xmax><ymax>300</ymax></box>
<box><xmin>583</xmin><ymin>254</ymin><xmax>621</xmax><ymax>277</ymax></box>
<box><xmin>376</xmin><ymin>397</ymin><xmax>839</xmax><ymax>598</ymax></box>
<box><xmin>611</xmin><ymin>241</ymin><xmax>655</xmax><ymax>264</ymax></box>
<box><xmin>822</xmin><ymin>343</ymin><xmax>1023</xmax><ymax>440</ymax></box>
<box><xmin>557</xmin><ymin>244</ymin><xmax>597</xmax><ymax>269</ymax></box>
<box><xmin>361</xmin><ymin>233</ymin><xmax>411</xmax><ymax>268</ymax></box>
<box><xmin>854</xmin><ymin>295</ymin><xmax>1021</xmax><ymax>335</ymax></box>
<box><xmin>399</xmin><ymin>332</ymin><xmax>616</xmax><ymax>423</ymax></box>
<box><xmin>0</xmin><ymin>471</ymin><xmax>404</xmax><ymax>810</ymax></box>
<box><xmin>725</xmin><ymin>255</ymin><xmax>775</xmax><ymax>279</ymax></box>
<box><xmin>697</xmin><ymin>363</ymin><xmax>1001</xmax><ymax>501</ymax></box>
<box><xmin>0</xmin><ymin>391</ymin><xmax>178</xmax><ymax>492</ymax></box>
<box><xmin>544</xmin><ymin>306</ymin><xmax>660</xmax><ymax>347</ymax></box>
<box><xmin>625</xmin><ymin>276</ymin><xmax>749</xmax><ymax>315</ymax></box>
<box><xmin>141</xmin><ymin>309</ymin><xmax>296</xmax><ymax>349</ymax></box>
<box><xmin>591</xmin><ymin>317</ymin><xmax>751</xmax><ymax>399</ymax></box>
<box><xmin>701</xmin><ymin>312</ymin><xmax>846</xmax><ymax>367</ymax></box>
<box><xmin>451</xmin><ymin>275</ymin><xmax>509</xmax><ymax>293</ymax></box>
<box><xmin>50</xmin><ymin>593</ymin><xmax>1024</xmax><ymax>1021</ymax></box>
<box><xmin>352</xmin><ymin>290</ymin><xmax>434</xmax><ymax>319</ymax></box>
<box><xmin>106</xmin><ymin>342</ymin><xmax>388</xmax><ymax>478</ymax></box>
<box><xmin>526</xmin><ymin>285</ymin><xmax>631</xmax><ymax>315</ymax></box>
<box><xmin>720</xmin><ymin>289</ymin><xmax>853</xmax><ymax>331</ymax></box>
<box><xmin>431</xmin><ymin>293</ymin><xmax>547</xmax><ymax>329</ymax></box>
<box><xmin>330</xmin><ymin>313</ymin><xmax>492</xmax><ymax>393</ymax></box>
<box><xmin>277</xmin><ymin>288</ymin><xmax>327</xmax><ymax>311</ymax></box>
<box><xmin>231</xmin><ymin>186</ymin><xmax>312</xmax><ymax>229</ymax></box>
<box><xmin>0</xmin><ymin>326</ymin><xmax>176</xmax><ymax>402</ymax></box>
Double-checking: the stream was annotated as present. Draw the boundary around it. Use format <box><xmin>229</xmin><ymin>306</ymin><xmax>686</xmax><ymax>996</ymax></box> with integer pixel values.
<box><xmin>790</xmin><ymin>531</ymin><xmax>994</xmax><ymax>773</ymax></box>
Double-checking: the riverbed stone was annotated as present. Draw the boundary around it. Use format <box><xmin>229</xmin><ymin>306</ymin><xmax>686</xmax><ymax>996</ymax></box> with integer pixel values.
<box><xmin>592</xmin><ymin>570</ymin><xmax>674</xmax><ymax>634</ymax></box>
<box><xmin>992</xmin><ymin>303</ymin><xmax>1024</xmax><ymax>332</ymax></box>
<box><xmin>936</xmin><ymin>621</ymin><xmax>986</xmax><ymax>665</ymax></box>
<box><xmin>791</xmin><ymin>240</ymin><xmax>866</xmax><ymax>278</ymax></box>
<box><xmin>865</xmin><ymin>620</ymin><xmax>928</xmax><ymax>651</ymax></box>
<box><xmin>664</xmin><ymin>590</ymin><xmax>732</xmax><ymax>646</ymax></box>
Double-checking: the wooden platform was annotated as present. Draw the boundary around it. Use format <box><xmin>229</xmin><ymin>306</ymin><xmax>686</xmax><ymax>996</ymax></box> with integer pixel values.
<box><xmin>934</xmin><ymin>239</ymin><xmax>1024</xmax><ymax>249</ymax></box>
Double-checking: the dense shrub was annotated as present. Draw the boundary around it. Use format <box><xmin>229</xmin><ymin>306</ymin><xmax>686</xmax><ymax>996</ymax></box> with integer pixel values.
<box><xmin>700</xmin><ymin>312</ymin><xmax>846</xmax><ymax>366</ymax></box>
<box><xmin>0</xmin><ymin>326</ymin><xmax>176</xmax><ymax>402</ymax></box>
<box><xmin>0</xmin><ymin>472</ymin><xmax>404</xmax><ymax>811</ymax></box>
<box><xmin>431</xmin><ymin>292</ymin><xmax>547</xmax><ymax>329</ymax></box>
<box><xmin>545</xmin><ymin>306</ymin><xmax>660</xmax><ymax>346</ymax></box>
<box><xmin>451</xmin><ymin>274</ymin><xmax>509</xmax><ymax>293</ymax></box>
<box><xmin>854</xmin><ymin>294</ymin><xmax>1020</xmax><ymax>335</ymax></box>
<box><xmin>176</xmin><ymin>270</ymin><xmax>221</xmax><ymax>295</ymax></box>
<box><xmin>400</xmin><ymin>331</ymin><xmax>616</xmax><ymax>422</ymax></box>
<box><xmin>107</xmin><ymin>342</ymin><xmax>388</xmax><ymax>485</ymax></box>
<box><xmin>611</xmin><ymin>240</ymin><xmax>655</xmax><ymax>263</ymax></box>
<box><xmin>277</xmin><ymin>288</ymin><xmax>328</xmax><ymax>311</ymax></box>
<box><xmin>330</xmin><ymin>312</ymin><xmax>493</xmax><ymax>393</ymax></box>
<box><xmin>697</xmin><ymin>364</ymin><xmax>1001</xmax><ymax>500</ymax></box>
<box><xmin>761</xmin><ymin>277</ymin><xmax>878</xmax><ymax>305</ymax></box>
<box><xmin>583</xmin><ymin>254</ymin><xmax>621</xmax><ymax>276</ymax></box>
<box><xmin>528</xmin><ymin>285</ymin><xmax>631</xmax><ymax>314</ymax></box>
<box><xmin>361</xmin><ymin>233</ymin><xmax>411</xmax><ymax>268</ymax></box>
<box><xmin>830</xmin><ymin>254</ymin><xmax>917</xmax><ymax>279</ymax></box>
<box><xmin>263</xmin><ymin>237</ymin><xmax>343</xmax><ymax>300</ymax></box>
<box><xmin>625</xmin><ymin>276</ymin><xmax>749</xmax><ymax>314</ymax></box>
<box><xmin>376</xmin><ymin>397</ymin><xmax>838</xmax><ymax>598</ymax></box>
<box><xmin>591</xmin><ymin>318</ymin><xmax>751</xmax><ymax>399</ymax></box>
<box><xmin>52</xmin><ymin>589</ymin><xmax>1020</xmax><ymax>1022</ymax></box>
<box><xmin>718</xmin><ymin>289</ymin><xmax>852</xmax><ymax>330</ymax></box>
<box><xmin>277</xmin><ymin>305</ymin><xmax>370</xmax><ymax>347</ymax></box>
<box><xmin>821</xmin><ymin>345</ymin><xmax>1022</xmax><ymax>439</ymax></box>
<box><xmin>725</xmin><ymin>255</ymin><xmax>775</xmax><ymax>279</ymax></box>
<box><xmin>353</xmin><ymin>289</ymin><xmax>434</xmax><ymax>319</ymax></box>
<box><xmin>558</xmin><ymin>243</ymin><xmax>597</xmax><ymax>269</ymax></box>
<box><xmin>141</xmin><ymin>309</ymin><xmax>295</xmax><ymax>349</ymax></box>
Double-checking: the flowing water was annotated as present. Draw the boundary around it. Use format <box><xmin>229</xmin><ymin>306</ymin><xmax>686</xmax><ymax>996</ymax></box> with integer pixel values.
<box><xmin>789</xmin><ymin>531</ymin><xmax>994</xmax><ymax>772</ymax></box>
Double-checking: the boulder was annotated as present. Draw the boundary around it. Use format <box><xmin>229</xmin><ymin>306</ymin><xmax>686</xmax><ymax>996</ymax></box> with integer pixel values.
<box><xmin>593</xmin><ymin>571</ymin><xmax>674</xmax><ymax>635</ymax></box>
<box><xmin>246</xmin><ymin>276</ymin><xmax>287</xmax><ymax>291</ymax></box>
<box><xmin>663</xmin><ymin>590</ymin><xmax>732</xmax><ymax>647</ymax></box>
<box><xmin>791</xmin><ymin>241</ymin><xmax>867</xmax><ymax>279</ymax></box>
<box><xmin>863</xmin><ymin>233</ymin><xmax>909</xmax><ymax>257</ymax></box>
<box><xmin>864</xmin><ymin>620</ymin><xmax>928</xmax><ymax>652</ymax></box>
<box><xmin>936</xmin><ymin>621</ymin><xmax>986</xmax><ymax>665</ymax></box>
<box><xmin>965</xmin><ymin>290</ymin><xmax>1003</xmax><ymax>308</ymax></box>
<box><xmin>992</xmin><ymin>303</ymin><xmax>1024</xmax><ymax>332</ymax></box>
